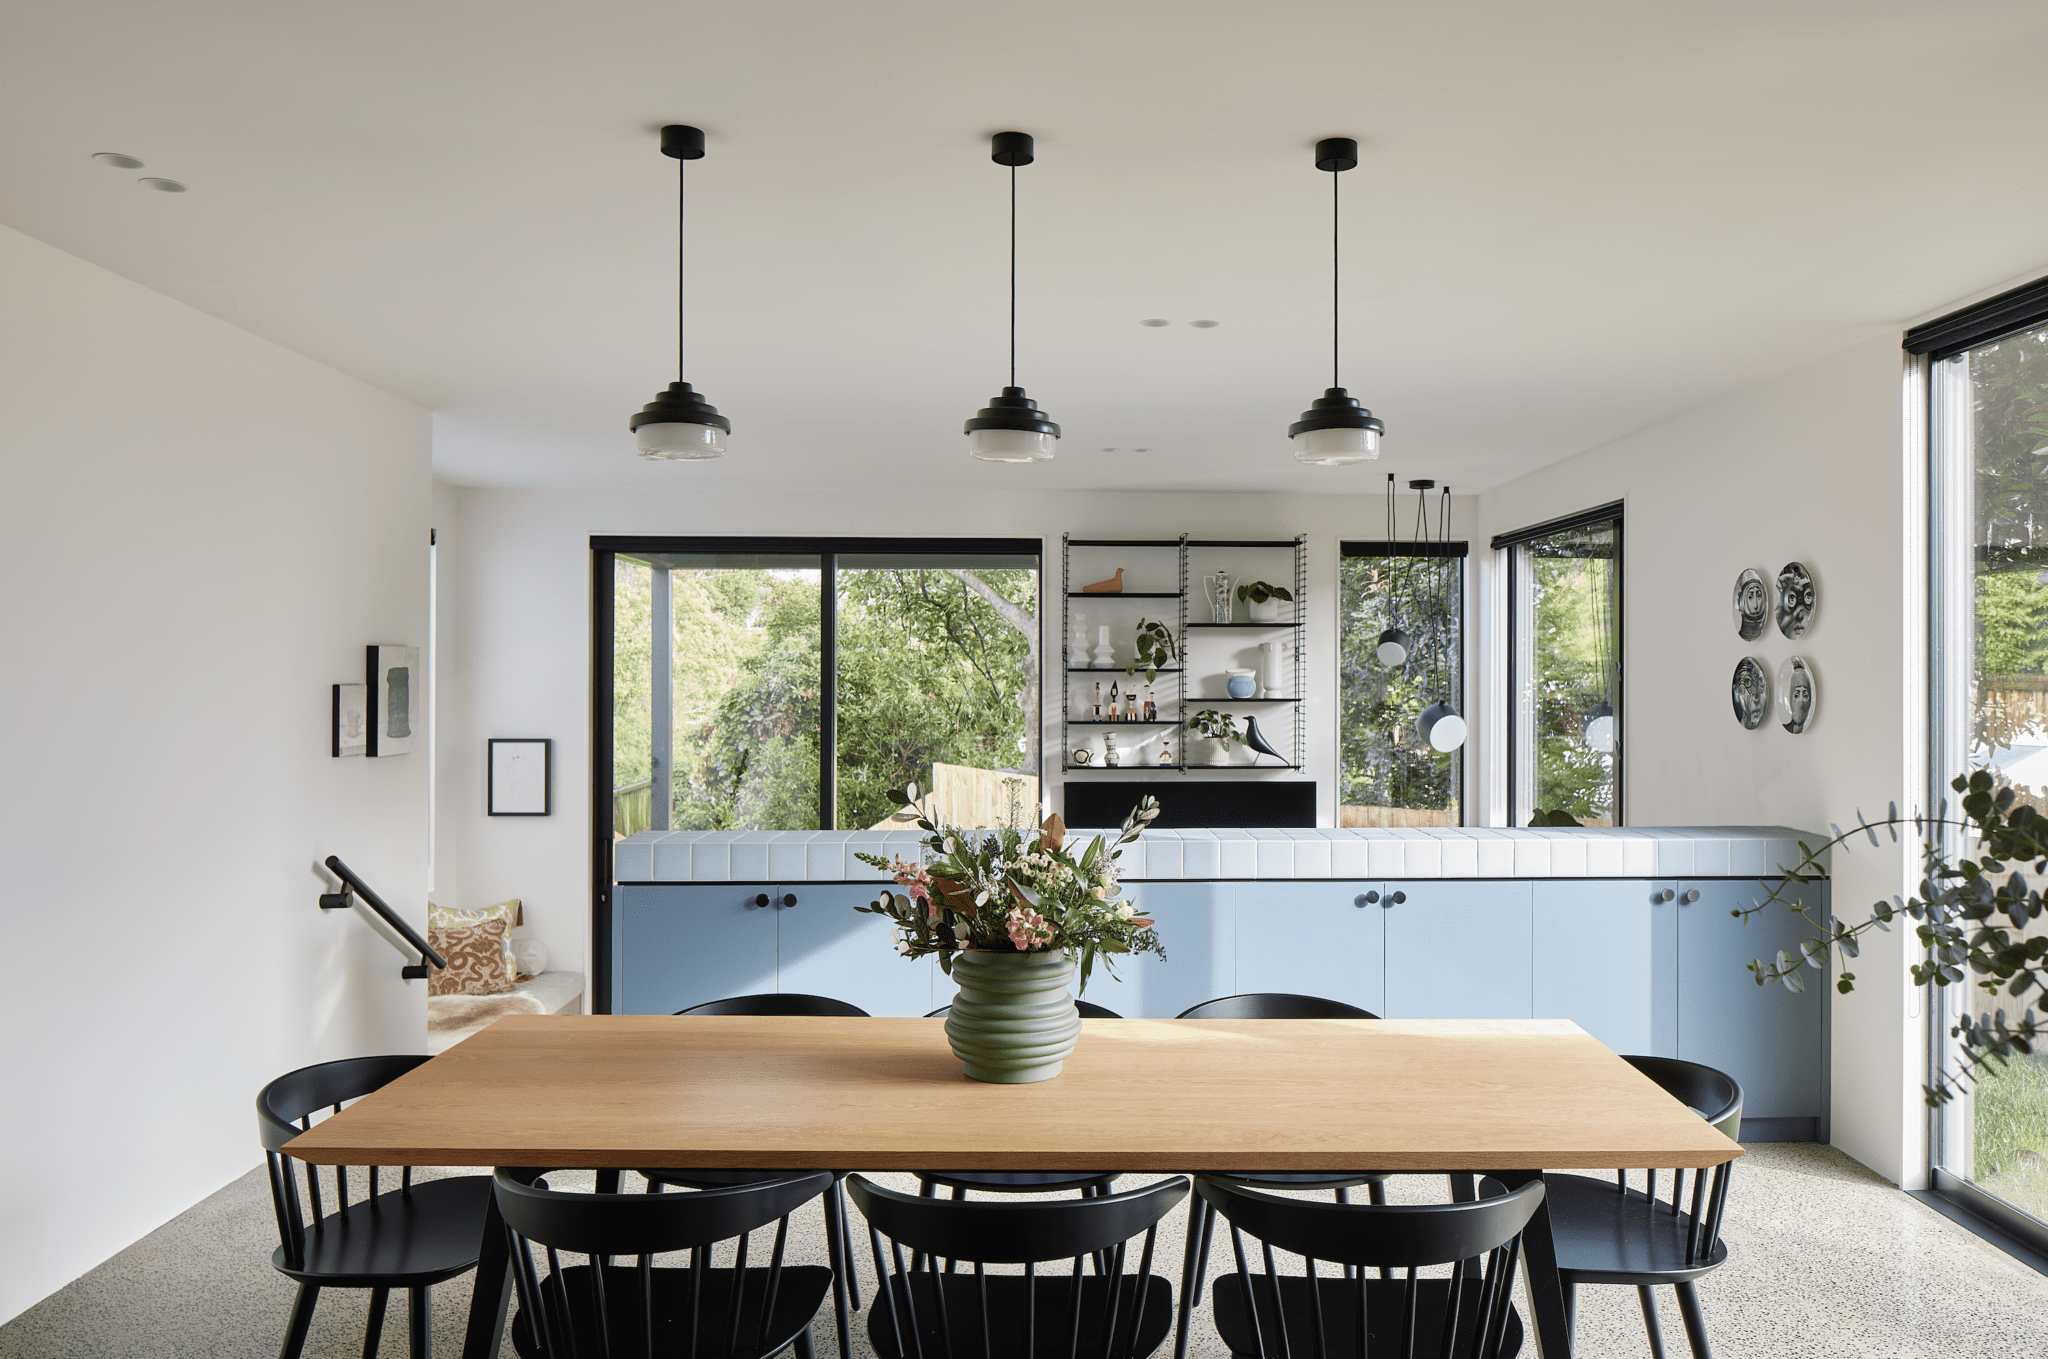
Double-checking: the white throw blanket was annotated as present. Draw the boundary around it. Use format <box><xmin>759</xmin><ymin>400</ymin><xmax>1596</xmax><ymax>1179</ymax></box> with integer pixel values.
<box><xmin>426</xmin><ymin>970</ymin><xmax>584</xmax><ymax>1054</ymax></box>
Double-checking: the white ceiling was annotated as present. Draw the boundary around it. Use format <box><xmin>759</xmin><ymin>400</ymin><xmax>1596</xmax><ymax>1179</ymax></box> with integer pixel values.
<box><xmin>5</xmin><ymin>1</ymin><xmax>2046</xmax><ymax>494</ymax></box>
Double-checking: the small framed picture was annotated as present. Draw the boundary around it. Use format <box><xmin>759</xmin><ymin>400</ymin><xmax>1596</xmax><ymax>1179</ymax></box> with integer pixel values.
<box><xmin>366</xmin><ymin>644</ymin><xmax>420</xmax><ymax>757</ymax></box>
<box><xmin>332</xmin><ymin>683</ymin><xmax>368</xmax><ymax>757</ymax></box>
<box><xmin>489</xmin><ymin>739</ymin><xmax>552</xmax><ymax>816</ymax></box>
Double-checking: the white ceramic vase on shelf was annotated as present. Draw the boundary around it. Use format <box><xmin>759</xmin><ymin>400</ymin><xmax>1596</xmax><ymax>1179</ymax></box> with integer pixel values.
<box><xmin>1092</xmin><ymin>625</ymin><xmax>1116</xmax><ymax>668</ymax></box>
<box><xmin>1260</xmin><ymin>640</ymin><xmax>1291</xmax><ymax>698</ymax></box>
<box><xmin>1247</xmin><ymin>596</ymin><xmax>1282</xmax><ymax>623</ymax></box>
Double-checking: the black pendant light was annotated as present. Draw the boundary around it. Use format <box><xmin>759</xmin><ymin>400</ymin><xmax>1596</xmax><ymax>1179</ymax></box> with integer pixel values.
<box><xmin>1290</xmin><ymin>137</ymin><xmax>1384</xmax><ymax>465</ymax></box>
<box><xmin>631</xmin><ymin>124</ymin><xmax>731</xmax><ymax>461</ymax></box>
<box><xmin>965</xmin><ymin>131</ymin><xmax>1059</xmax><ymax>463</ymax></box>
<box><xmin>1375</xmin><ymin>473</ymin><xmax>1414</xmax><ymax>665</ymax></box>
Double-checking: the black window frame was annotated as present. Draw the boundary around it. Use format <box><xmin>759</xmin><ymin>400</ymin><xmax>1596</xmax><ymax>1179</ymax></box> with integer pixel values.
<box><xmin>589</xmin><ymin>534</ymin><xmax>1043</xmax><ymax>1012</ymax></box>
<box><xmin>1492</xmin><ymin>504</ymin><xmax>1625</xmax><ymax>827</ymax></box>
<box><xmin>1337</xmin><ymin>538</ymin><xmax>1470</xmax><ymax>827</ymax></box>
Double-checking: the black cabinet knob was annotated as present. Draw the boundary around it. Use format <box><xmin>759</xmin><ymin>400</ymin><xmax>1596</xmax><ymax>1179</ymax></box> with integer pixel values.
<box><xmin>1355</xmin><ymin>891</ymin><xmax>1380</xmax><ymax>907</ymax></box>
<box><xmin>751</xmin><ymin>893</ymin><xmax>771</xmax><ymax>909</ymax></box>
<box><xmin>1387</xmin><ymin>891</ymin><xmax>1406</xmax><ymax>906</ymax></box>
<box><xmin>780</xmin><ymin>893</ymin><xmax>799</xmax><ymax>909</ymax></box>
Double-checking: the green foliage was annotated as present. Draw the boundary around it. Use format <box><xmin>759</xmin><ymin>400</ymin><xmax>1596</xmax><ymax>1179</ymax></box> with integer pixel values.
<box><xmin>1977</xmin><ymin>570</ymin><xmax>2048</xmax><ymax>677</ymax></box>
<box><xmin>1337</xmin><ymin>556</ymin><xmax>1459</xmax><ymax>812</ymax></box>
<box><xmin>1125</xmin><ymin>619</ymin><xmax>1176</xmax><ymax>683</ymax></box>
<box><xmin>1525</xmin><ymin>540</ymin><xmax>1617</xmax><ymax>824</ymax></box>
<box><xmin>854</xmin><ymin>793</ymin><xmax>1164</xmax><ymax>993</ymax></box>
<box><xmin>1968</xmin><ymin>330</ymin><xmax>2048</xmax><ymax>574</ymax></box>
<box><xmin>1187</xmin><ymin>709</ymin><xmax>1243</xmax><ymax>745</ymax></box>
<box><xmin>1235</xmin><ymin>580</ymin><xmax>1294</xmax><ymax>604</ymax></box>
<box><xmin>1527</xmin><ymin>808</ymin><xmax>1584</xmax><ymax>827</ymax></box>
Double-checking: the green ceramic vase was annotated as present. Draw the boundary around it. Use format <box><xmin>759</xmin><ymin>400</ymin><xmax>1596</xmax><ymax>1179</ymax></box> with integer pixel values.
<box><xmin>944</xmin><ymin>949</ymin><xmax>1083</xmax><ymax>1083</ymax></box>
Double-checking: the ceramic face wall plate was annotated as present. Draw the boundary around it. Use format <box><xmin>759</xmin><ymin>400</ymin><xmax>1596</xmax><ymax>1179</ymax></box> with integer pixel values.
<box><xmin>1776</xmin><ymin>562</ymin><xmax>1817</xmax><ymax>639</ymax></box>
<box><xmin>1732</xmin><ymin>657</ymin><xmax>1769</xmax><ymax>730</ymax></box>
<box><xmin>1733</xmin><ymin>569</ymin><xmax>1768</xmax><ymax>640</ymax></box>
<box><xmin>1778</xmin><ymin>655</ymin><xmax>1817</xmax><ymax>733</ymax></box>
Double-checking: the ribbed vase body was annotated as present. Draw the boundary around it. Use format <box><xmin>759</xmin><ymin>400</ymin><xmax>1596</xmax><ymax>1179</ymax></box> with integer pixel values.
<box><xmin>943</xmin><ymin>950</ymin><xmax>1082</xmax><ymax>1084</ymax></box>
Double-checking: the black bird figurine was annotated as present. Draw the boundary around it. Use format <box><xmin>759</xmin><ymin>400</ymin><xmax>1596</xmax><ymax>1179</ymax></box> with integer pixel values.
<box><xmin>1243</xmin><ymin>715</ymin><xmax>1286</xmax><ymax>765</ymax></box>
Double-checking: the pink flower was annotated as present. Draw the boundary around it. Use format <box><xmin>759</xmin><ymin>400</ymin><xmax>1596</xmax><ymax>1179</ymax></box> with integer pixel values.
<box><xmin>1006</xmin><ymin>906</ymin><xmax>1052</xmax><ymax>951</ymax></box>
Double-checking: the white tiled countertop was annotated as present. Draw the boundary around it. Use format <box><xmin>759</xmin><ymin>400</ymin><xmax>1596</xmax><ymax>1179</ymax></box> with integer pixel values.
<box><xmin>613</xmin><ymin>826</ymin><xmax>1828</xmax><ymax>883</ymax></box>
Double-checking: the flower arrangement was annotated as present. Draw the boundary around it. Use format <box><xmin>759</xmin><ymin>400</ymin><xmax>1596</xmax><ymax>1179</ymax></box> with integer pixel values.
<box><xmin>854</xmin><ymin>785</ymin><xmax>1164</xmax><ymax>991</ymax></box>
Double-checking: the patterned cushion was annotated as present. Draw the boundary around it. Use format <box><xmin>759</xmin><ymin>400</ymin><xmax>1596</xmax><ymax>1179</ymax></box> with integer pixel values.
<box><xmin>430</xmin><ymin>898</ymin><xmax>521</xmax><ymax>980</ymax></box>
<box><xmin>428</xmin><ymin>919</ymin><xmax>516</xmax><ymax>996</ymax></box>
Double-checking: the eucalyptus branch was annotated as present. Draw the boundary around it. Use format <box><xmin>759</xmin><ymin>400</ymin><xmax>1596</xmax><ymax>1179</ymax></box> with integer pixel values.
<box><xmin>1737</xmin><ymin>773</ymin><xmax>2048</xmax><ymax>1107</ymax></box>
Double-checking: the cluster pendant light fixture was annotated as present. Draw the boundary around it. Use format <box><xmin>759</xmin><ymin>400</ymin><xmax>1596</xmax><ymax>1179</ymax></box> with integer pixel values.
<box><xmin>965</xmin><ymin>131</ymin><xmax>1059</xmax><ymax>463</ymax></box>
<box><xmin>1413</xmin><ymin>482</ymin><xmax>1467</xmax><ymax>753</ymax></box>
<box><xmin>1290</xmin><ymin>137</ymin><xmax>1385</xmax><ymax>465</ymax></box>
<box><xmin>1375</xmin><ymin>473</ymin><xmax>1415</xmax><ymax>665</ymax></box>
<box><xmin>632</xmin><ymin>125</ymin><xmax>731</xmax><ymax>461</ymax></box>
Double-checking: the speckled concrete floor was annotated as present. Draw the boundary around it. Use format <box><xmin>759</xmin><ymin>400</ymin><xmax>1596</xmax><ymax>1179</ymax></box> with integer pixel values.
<box><xmin>2</xmin><ymin>1145</ymin><xmax>2043</xmax><ymax>1358</ymax></box>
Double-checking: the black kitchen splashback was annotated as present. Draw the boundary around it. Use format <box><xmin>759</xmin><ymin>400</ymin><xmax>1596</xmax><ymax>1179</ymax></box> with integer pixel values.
<box><xmin>1064</xmin><ymin>780</ymin><xmax>1315</xmax><ymax>829</ymax></box>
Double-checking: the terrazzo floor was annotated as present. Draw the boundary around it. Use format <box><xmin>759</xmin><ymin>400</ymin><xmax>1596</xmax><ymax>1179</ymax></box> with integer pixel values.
<box><xmin>2</xmin><ymin>1144</ymin><xmax>2042</xmax><ymax>1357</ymax></box>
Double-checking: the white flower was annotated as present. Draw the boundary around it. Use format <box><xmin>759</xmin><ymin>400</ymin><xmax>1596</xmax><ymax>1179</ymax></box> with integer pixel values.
<box><xmin>895</xmin><ymin>934</ymin><xmax>913</xmax><ymax>955</ymax></box>
<box><xmin>1091</xmin><ymin>886</ymin><xmax>1106</xmax><ymax>900</ymax></box>
<box><xmin>1118</xmin><ymin>902</ymin><xmax>1136</xmax><ymax>919</ymax></box>
<box><xmin>975</xmin><ymin>890</ymin><xmax>990</xmax><ymax>906</ymax></box>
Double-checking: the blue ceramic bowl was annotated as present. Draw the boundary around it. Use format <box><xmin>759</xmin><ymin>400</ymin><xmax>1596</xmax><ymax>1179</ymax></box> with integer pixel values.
<box><xmin>1227</xmin><ymin>675</ymin><xmax>1257</xmax><ymax>699</ymax></box>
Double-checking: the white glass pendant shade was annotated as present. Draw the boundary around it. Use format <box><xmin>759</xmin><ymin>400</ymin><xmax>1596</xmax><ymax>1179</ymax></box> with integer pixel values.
<box><xmin>636</xmin><ymin>421</ymin><xmax>728</xmax><ymax>460</ymax></box>
<box><xmin>1416</xmin><ymin>701</ymin><xmax>1467</xmax><ymax>753</ymax></box>
<box><xmin>1583</xmin><ymin>701</ymin><xmax>1616</xmax><ymax>753</ymax></box>
<box><xmin>967</xmin><ymin>427</ymin><xmax>1058</xmax><ymax>463</ymax></box>
<box><xmin>1292</xmin><ymin>424</ymin><xmax>1382</xmax><ymax>465</ymax></box>
<box><xmin>1376</xmin><ymin>627</ymin><xmax>1412</xmax><ymax>666</ymax></box>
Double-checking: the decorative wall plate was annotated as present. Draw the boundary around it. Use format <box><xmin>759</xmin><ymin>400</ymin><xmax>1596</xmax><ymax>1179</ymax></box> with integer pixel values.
<box><xmin>1777</xmin><ymin>656</ymin><xmax>1817</xmax><ymax>734</ymax></box>
<box><xmin>1731</xmin><ymin>657</ymin><xmax>1769</xmax><ymax>730</ymax></box>
<box><xmin>1733</xmin><ymin>569</ymin><xmax>1768</xmax><ymax>641</ymax></box>
<box><xmin>1776</xmin><ymin>562</ymin><xmax>1816</xmax><ymax>639</ymax></box>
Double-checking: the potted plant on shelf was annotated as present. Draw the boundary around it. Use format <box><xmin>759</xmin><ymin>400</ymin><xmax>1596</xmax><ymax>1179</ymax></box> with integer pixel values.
<box><xmin>1187</xmin><ymin>708</ymin><xmax>1245</xmax><ymax>765</ymax></box>
<box><xmin>855</xmin><ymin>786</ymin><xmax>1163</xmax><ymax>1084</ymax></box>
<box><xmin>1126</xmin><ymin>619</ymin><xmax>1176</xmax><ymax>684</ymax></box>
<box><xmin>1235</xmin><ymin>579</ymin><xmax>1295</xmax><ymax>623</ymax></box>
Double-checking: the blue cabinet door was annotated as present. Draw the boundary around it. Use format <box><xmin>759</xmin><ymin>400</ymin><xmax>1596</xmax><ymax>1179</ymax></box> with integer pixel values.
<box><xmin>615</xmin><ymin>884</ymin><xmax>778</xmax><ymax>1015</ymax></box>
<box><xmin>774</xmin><ymin>884</ymin><xmax>933</xmax><ymax>1016</ymax></box>
<box><xmin>1236</xmin><ymin>882</ymin><xmax>1386</xmax><ymax>1016</ymax></box>
<box><xmin>1533</xmin><ymin>880</ymin><xmax>1674</xmax><ymax>1055</ymax></box>
<box><xmin>1383</xmin><ymin>881</ymin><xmax>1534</xmax><ymax>1019</ymax></box>
<box><xmin>1677</xmin><ymin>878</ymin><xmax>1826</xmax><ymax>1129</ymax></box>
<box><xmin>1080</xmin><ymin>882</ymin><xmax>1236</xmax><ymax>1018</ymax></box>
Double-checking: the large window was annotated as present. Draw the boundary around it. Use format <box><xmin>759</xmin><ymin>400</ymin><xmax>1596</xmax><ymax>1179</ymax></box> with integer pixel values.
<box><xmin>1498</xmin><ymin>506</ymin><xmax>1623</xmax><ymax>826</ymax></box>
<box><xmin>598</xmin><ymin>537</ymin><xmax>1040</xmax><ymax>840</ymax></box>
<box><xmin>1926</xmin><ymin>315</ymin><xmax>2048</xmax><ymax>1235</ymax></box>
<box><xmin>1338</xmin><ymin>542</ymin><xmax>1465</xmax><ymax>825</ymax></box>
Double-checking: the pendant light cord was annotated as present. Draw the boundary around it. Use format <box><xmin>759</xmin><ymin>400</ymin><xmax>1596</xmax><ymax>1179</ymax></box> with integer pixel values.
<box><xmin>1332</xmin><ymin>169</ymin><xmax>1340</xmax><ymax>390</ymax></box>
<box><xmin>677</xmin><ymin>155</ymin><xmax>687</xmax><ymax>382</ymax></box>
<box><xmin>1010</xmin><ymin>163</ymin><xmax>1018</xmax><ymax>389</ymax></box>
<box><xmin>688</xmin><ymin>156</ymin><xmax>696</xmax><ymax>384</ymax></box>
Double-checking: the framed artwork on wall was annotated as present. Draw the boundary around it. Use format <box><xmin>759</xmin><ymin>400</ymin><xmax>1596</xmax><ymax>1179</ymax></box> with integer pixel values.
<box><xmin>332</xmin><ymin>682</ymin><xmax>368</xmax><ymax>757</ymax></box>
<box><xmin>366</xmin><ymin>644</ymin><xmax>419</xmax><ymax>757</ymax></box>
<box><xmin>489</xmin><ymin>738</ymin><xmax>552</xmax><ymax>815</ymax></box>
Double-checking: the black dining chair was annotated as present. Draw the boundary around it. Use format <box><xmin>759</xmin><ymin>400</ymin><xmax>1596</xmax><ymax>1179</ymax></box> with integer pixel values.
<box><xmin>1172</xmin><ymin>994</ymin><xmax>1391</xmax><ymax>1359</ymax></box>
<box><xmin>918</xmin><ymin>1000</ymin><xmax>1125</xmax><ymax>1202</ymax></box>
<box><xmin>494</xmin><ymin>1167</ymin><xmax>837</xmax><ymax>1359</ymax></box>
<box><xmin>846</xmin><ymin>1171</ymin><xmax>1191</xmax><ymax>1359</ymax></box>
<box><xmin>646</xmin><ymin>993</ymin><xmax>869</xmax><ymax>1359</ymax></box>
<box><xmin>1542</xmin><ymin>1056</ymin><xmax>1743</xmax><ymax>1359</ymax></box>
<box><xmin>257</xmin><ymin>1055</ymin><xmax>495</xmax><ymax>1359</ymax></box>
<box><xmin>1193</xmin><ymin>1174</ymin><xmax>1543</xmax><ymax>1359</ymax></box>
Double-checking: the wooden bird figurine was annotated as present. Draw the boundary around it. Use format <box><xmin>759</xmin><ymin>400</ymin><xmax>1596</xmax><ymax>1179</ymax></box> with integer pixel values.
<box><xmin>1082</xmin><ymin>568</ymin><xmax>1125</xmax><ymax>594</ymax></box>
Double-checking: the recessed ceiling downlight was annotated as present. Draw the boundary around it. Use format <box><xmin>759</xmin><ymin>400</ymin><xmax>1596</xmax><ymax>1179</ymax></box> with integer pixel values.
<box><xmin>1139</xmin><ymin>319</ymin><xmax>1168</xmax><ymax>327</ymax></box>
<box><xmin>1189</xmin><ymin>320</ymin><xmax>1219</xmax><ymax>328</ymax></box>
<box><xmin>92</xmin><ymin>152</ymin><xmax>144</xmax><ymax>169</ymax></box>
<box><xmin>138</xmin><ymin>178</ymin><xmax>186</xmax><ymax>193</ymax></box>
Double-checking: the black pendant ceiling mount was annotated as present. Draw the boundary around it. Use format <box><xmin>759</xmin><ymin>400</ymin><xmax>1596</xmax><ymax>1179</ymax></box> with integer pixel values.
<box><xmin>965</xmin><ymin>130</ymin><xmax>1059</xmax><ymax>463</ymax></box>
<box><xmin>632</xmin><ymin>123</ymin><xmax>731</xmax><ymax>461</ymax></box>
<box><xmin>1291</xmin><ymin>136</ymin><xmax>1384</xmax><ymax>465</ymax></box>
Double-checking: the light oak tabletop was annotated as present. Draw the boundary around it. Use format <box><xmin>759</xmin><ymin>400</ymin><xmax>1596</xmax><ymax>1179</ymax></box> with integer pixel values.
<box><xmin>285</xmin><ymin>1015</ymin><xmax>1742</xmax><ymax>1172</ymax></box>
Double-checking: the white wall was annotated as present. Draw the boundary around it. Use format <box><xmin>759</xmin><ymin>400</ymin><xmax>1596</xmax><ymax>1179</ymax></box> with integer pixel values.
<box><xmin>0</xmin><ymin>225</ymin><xmax>432</xmax><ymax>1322</ymax></box>
<box><xmin>1473</xmin><ymin>333</ymin><xmax>1921</xmax><ymax>1185</ymax></box>
<box><xmin>431</xmin><ymin>484</ymin><xmax>1477</xmax><ymax>987</ymax></box>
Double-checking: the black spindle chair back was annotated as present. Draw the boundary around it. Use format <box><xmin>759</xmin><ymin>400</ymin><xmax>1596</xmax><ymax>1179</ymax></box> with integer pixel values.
<box><xmin>846</xmin><ymin>1172</ymin><xmax>1190</xmax><ymax>1359</ymax></box>
<box><xmin>493</xmin><ymin>1168</ymin><xmax>837</xmax><ymax>1359</ymax></box>
<box><xmin>678</xmin><ymin>993</ymin><xmax>870</xmax><ymax>1017</ymax></box>
<box><xmin>1604</xmin><ymin>1056</ymin><xmax>1743</xmax><ymax>1270</ymax></box>
<box><xmin>257</xmin><ymin>1054</ymin><xmax>434</xmax><ymax>1272</ymax></box>
<box><xmin>1194</xmin><ymin>1175</ymin><xmax>1544</xmax><ymax>1359</ymax></box>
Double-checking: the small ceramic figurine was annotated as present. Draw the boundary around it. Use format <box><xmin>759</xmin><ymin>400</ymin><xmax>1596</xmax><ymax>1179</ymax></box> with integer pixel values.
<box><xmin>1124</xmin><ymin>690</ymin><xmax>1137</xmax><ymax>721</ymax></box>
<box><xmin>1157</xmin><ymin>742</ymin><xmax>1173</xmax><ymax>765</ymax></box>
<box><xmin>1108</xmin><ymin>680</ymin><xmax>1120</xmax><ymax>720</ymax></box>
<box><xmin>1082</xmin><ymin>568</ymin><xmax>1126</xmax><ymax>594</ymax></box>
<box><xmin>1103</xmin><ymin>733</ymin><xmax>1120</xmax><ymax>767</ymax></box>
<box><xmin>1143</xmin><ymin>686</ymin><xmax>1156</xmax><ymax>722</ymax></box>
<box><xmin>1072</xmin><ymin>747</ymin><xmax>1093</xmax><ymax>766</ymax></box>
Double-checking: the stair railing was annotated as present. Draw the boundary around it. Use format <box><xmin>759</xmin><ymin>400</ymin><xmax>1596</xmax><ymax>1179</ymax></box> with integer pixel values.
<box><xmin>318</xmin><ymin>855</ymin><xmax>446</xmax><ymax>980</ymax></box>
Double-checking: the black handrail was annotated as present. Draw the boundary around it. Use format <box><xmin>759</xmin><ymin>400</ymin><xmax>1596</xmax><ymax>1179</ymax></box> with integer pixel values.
<box><xmin>319</xmin><ymin>855</ymin><xmax>447</xmax><ymax>979</ymax></box>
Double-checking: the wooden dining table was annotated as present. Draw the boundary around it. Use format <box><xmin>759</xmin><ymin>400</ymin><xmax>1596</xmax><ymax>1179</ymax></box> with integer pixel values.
<box><xmin>286</xmin><ymin>1014</ymin><xmax>1742</xmax><ymax>1359</ymax></box>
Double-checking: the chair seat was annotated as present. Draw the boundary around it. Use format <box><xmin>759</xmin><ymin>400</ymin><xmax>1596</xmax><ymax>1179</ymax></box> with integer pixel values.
<box><xmin>1213</xmin><ymin>1273</ymin><xmax>1522</xmax><ymax>1359</ymax></box>
<box><xmin>869</xmin><ymin>1272</ymin><xmax>1174</xmax><ymax>1359</ymax></box>
<box><xmin>917</xmin><ymin>1170</ymin><xmax>1120</xmax><ymax>1194</ymax></box>
<box><xmin>513</xmin><ymin>1263</ymin><xmax>834</xmax><ymax>1359</ymax></box>
<box><xmin>1544</xmin><ymin>1173</ymin><xmax>1731</xmax><ymax>1285</ymax></box>
<box><xmin>269</xmin><ymin>1175</ymin><xmax>492</xmax><ymax>1288</ymax></box>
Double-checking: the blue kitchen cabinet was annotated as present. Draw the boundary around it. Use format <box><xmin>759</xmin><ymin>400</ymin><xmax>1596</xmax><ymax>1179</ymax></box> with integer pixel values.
<box><xmin>1082</xmin><ymin>882</ymin><xmax>1236</xmax><ymax>1018</ymax></box>
<box><xmin>615</xmin><ymin>884</ymin><xmax>777</xmax><ymax>1015</ymax></box>
<box><xmin>1676</xmin><ymin>877</ymin><xmax>1827</xmax><ymax>1139</ymax></box>
<box><xmin>1533</xmin><ymin>880</ymin><xmax>1675</xmax><ymax>1056</ymax></box>
<box><xmin>1236</xmin><ymin>881</ymin><xmax>1386</xmax><ymax>1015</ymax></box>
<box><xmin>776</xmin><ymin>883</ymin><xmax>933</xmax><ymax>1016</ymax></box>
<box><xmin>1382</xmin><ymin>880</ymin><xmax>1534</xmax><ymax>1019</ymax></box>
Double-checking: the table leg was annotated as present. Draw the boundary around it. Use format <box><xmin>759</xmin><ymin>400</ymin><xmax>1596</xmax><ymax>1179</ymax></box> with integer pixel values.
<box><xmin>462</xmin><ymin>1187</ymin><xmax>514</xmax><ymax>1359</ymax></box>
<box><xmin>1496</xmin><ymin>1169</ymin><xmax>1570</xmax><ymax>1359</ymax></box>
